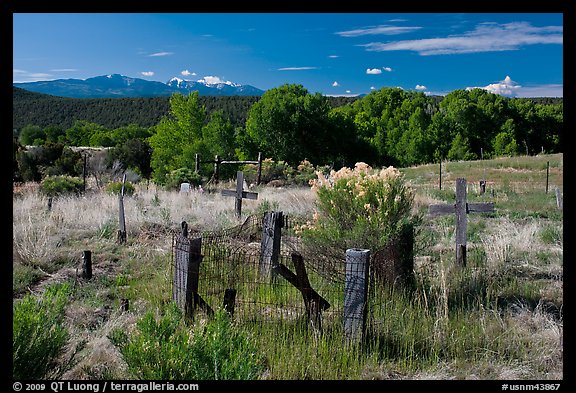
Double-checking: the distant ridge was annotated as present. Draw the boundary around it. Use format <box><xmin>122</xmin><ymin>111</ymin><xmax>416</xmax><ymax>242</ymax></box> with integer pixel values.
<box><xmin>13</xmin><ymin>73</ymin><xmax>266</xmax><ymax>98</ymax></box>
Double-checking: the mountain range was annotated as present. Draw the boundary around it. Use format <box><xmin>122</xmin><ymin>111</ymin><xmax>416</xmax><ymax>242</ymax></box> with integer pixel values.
<box><xmin>13</xmin><ymin>74</ymin><xmax>265</xmax><ymax>98</ymax></box>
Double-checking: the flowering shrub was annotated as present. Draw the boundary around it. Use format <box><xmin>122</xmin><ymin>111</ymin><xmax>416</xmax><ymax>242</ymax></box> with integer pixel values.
<box><xmin>299</xmin><ymin>162</ymin><xmax>416</xmax><ymax>252</ymax></box>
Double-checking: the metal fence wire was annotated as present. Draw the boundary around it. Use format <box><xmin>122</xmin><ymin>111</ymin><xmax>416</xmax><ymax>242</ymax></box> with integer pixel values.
<box><xmin>208</xmin><ymin>215</ymin><xmax>343</xmax><ymax>326</ymax></box>
<box><xmin>171</xmin><ymin>213</ymin><xmax>410</xmax><ymax>337</ymax></box>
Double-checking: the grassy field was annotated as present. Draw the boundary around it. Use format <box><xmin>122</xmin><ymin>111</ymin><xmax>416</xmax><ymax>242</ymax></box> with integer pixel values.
<box><xmin>12</xmin><ymin>153</ymin><xmax>563</xmax><ymax>380</ymax></box>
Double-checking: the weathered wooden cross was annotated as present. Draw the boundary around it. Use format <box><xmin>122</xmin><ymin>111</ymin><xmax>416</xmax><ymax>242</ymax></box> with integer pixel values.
<box><xmin>428</xmin><ymin>178</ymin><xmax>494</xmax><ymax>267</ymax></box>
<box><xmin>221</xmin><ymin>171</ymin><xmax>258</xmax><ymax>218</ymax></box>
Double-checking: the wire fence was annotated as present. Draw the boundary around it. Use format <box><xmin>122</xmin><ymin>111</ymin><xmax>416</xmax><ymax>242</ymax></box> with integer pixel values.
<box><xmin>171</xmin><ymin>212</ymin><xmax>415</xmax><ymax>339</ymax></box>
<box><xmin>196</xmin><ymin>214</ymin><xmax>345</xmax><ymax>330</ymax></box>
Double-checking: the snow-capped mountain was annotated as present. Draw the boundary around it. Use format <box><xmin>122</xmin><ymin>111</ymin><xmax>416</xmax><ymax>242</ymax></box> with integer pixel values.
<box><xmin>13</xmin><ymin>74</ymin><xmax>265</xmax><ymax>98</ymax></box>
<box><xmin>166</xmin><ymin>77</ymin><xmax>263</xmax><ymax>96</ymax></box>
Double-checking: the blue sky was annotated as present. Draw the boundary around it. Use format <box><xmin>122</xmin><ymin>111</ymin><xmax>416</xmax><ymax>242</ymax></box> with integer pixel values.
<box><xmin>13</xmin><ymin>13</ymin><xmax>564</xmax><ymax>97</ymax></box>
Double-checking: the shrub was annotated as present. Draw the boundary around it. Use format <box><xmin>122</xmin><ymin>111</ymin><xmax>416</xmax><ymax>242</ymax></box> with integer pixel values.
<box><xmin>40</xmin><ymin>175</ymin><xmax>84</xmax><ymax>196</ymax></box>
<box><xmin>109</xmin><ymin>304</ymin><xmax>264</xmax><ymax>380</ymax></box>
<box><xmin>105</xmin><ymin>180</ymin><xmax>135</xmax><ymax>196</ymax></box>
<box><xmin>291</xmin><ymin>159</ymin><xmax>317</xmax><ymax>185</ymax></box>
<box><xmin>13</xmin><ymin>283</ymin><xmax>71</xmax><ymax>379</ymax></box>
<box><xmin>165</xmin><ymin>168</ymin><xmax>203</xmax><ymax>190</ymax></box>
<box><xmin>242</xmin><ymin>158</ymin><xmax>293</xmax><ymax>185</ymax></box>
<box><xmin>300</xmin><ymin>162</ymin><xmax>417</xmax><ymax>252</ymax></box>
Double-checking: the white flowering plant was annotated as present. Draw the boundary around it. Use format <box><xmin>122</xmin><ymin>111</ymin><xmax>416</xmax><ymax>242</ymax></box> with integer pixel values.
<box><xmin>299</xmin><ymin>162</ymin><xmax>417</xmax><ymax>252</ymax></box>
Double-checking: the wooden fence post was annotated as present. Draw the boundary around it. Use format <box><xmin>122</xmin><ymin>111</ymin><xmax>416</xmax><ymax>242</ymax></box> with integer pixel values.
<box><xmin>117</xmin><ymin>173</ymin><xmax>127</xmax><ymax>244</ymax></box>
<box><xmin>259</xmin><ymin>211</ymin><xmax>283</xmax><ymax>280</ymax></box>
<box><xmin>82</xmin><ymin>250</ymin><xmax>92</xmax><ymax>280</ymax></box>
<box><xmin>546</xmin><ymin>161</ymin><xmax>550</xmax><ymax>194</ymax></box>
<box><xmin>455</xmin><ymin>178</ymin><xmax>467</xmax><ymax>267</ymax></box>
<box><xmin>214</xmin><ymin>155</ymin><xmax>220</xmax><ymax>183</ymax></box>
<box><xmin>83</xmin><ymin>153</ymin><xmax>87</xmax><ymax>192</ymax></box>
<box><xmin>479</xmin><ymin>180</ymin><xmax>486</xmax><ymax>195</ymax></box>
<box><xmin>223</xmin><ymin>288</ymin><xmax>237</xmax><ymax>317</ymax></box>
<box><xmin>372</xmin><ymin>223</ymin><xmax>415</xmax><ymax>290</ymax></box>
<box><xmin>173</xmin><ymin>223</ymin><xmax>212</xmax><ymax>320</ymax></box>
<box><xmin>555</xmin><ymin>187</ymin><xmax>563</xmax><ymax>209</ymax></box>
<box><xmin>257</xmin><ymin>152</ymin><xmax>263</xmax><ymax>186</ymax></box>
<box><xmin>344</xmin><ymin>248</ymin><xmax>370</xmax><ymax>345</ymax></box>
<box><xmin>439</xmin><ymin>160</ymin><xmax>442</xmax><ymax>190</ymax></box>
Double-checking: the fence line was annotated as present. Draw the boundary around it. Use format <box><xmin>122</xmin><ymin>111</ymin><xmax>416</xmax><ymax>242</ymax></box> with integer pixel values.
<box><xmin>171</xmin><ymin>211</ymin><xmax>412</xmax><ymax>343</ymax></box>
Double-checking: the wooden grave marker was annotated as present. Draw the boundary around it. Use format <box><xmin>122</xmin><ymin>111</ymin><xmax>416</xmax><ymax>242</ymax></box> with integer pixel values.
<box><xmin>428</xmin><ymin>178</ymin><xmax>494</xmax><ymax>267</ymax></box>
<box><xmin>221</xmin><ymin>171</ymin><xmax>258</xmax><ymax>218</ymax></box>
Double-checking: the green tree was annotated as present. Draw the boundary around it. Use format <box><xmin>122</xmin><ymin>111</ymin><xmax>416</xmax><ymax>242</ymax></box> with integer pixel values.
<box><xmin>65</xmin><ymin>120</ymin><xmax>106</xmax><ymax>146</ymax></box>
<box><xmin>148</xmin><ymin>92</ymin><xmax>207</xmax><ymax>185</ymax></box>
<box><xmin>492</xmin><ymin>131</ymin><xmax>519</xmax><ymax>157</ymax></box>
<box><xmin>203</xmin><ymin>110</ymin><xmax>237</xmax><ymax>159</ymax></box>
<box><xmin>107</xmin><ymin>139</ymin><xmax>153</xmax><ymax>180</ymax></box>
<box><xmin>108</xmin><ymin>124</ymin><xmax>154</xmax><ymax>147</ymax></box>
<box><xmin>245</xmin><ymin>84</ymin><xmax>333</xmax><ymax>165</ymax></box>
<box><xmin>44</xmin><ymin>126</ymin><xmax>66</xmax><ymax>144</ymax></box>
<box><xmin>13</xmin><ymin>137</ymin><xmax>23</xmax><ymax>181</ymax></box>
<box><xmin>18</xmin><ymin>125</ymin><xmax>45</xmax><ymax>146</ymax></box>
<box><xmin>447</xmin><ymin>133</ymin><xmax>475</xmax><ymax>161</ymax></box>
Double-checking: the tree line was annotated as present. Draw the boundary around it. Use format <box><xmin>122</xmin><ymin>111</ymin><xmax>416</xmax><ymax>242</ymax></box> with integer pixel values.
<box><xmin>13</xmin><ymin>84</ymin><xmax>562</xmax><ymax>187</ymax></box>
<box><xmin>13</xmin><ymin>87</ymin><xmax>359</xmax><ymax>131</ymax></box>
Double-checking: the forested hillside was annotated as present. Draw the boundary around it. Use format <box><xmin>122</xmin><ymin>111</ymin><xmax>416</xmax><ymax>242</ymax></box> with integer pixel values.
<box><xmin>13</xmin><ymin>87</ymin><xmax>359</xmax><ymax>131</ymax></box>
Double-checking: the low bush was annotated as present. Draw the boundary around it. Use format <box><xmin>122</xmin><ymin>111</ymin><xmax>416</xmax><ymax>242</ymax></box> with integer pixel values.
<box><xmin>40</xmin><ymin>175</ymin><xmax>84</xmax><ymax>196</ymax></box>
<box><xmin>13</xmin><ymin>283</ymin><xmax>71</xmax><ymax>379</ymax></box>
<box><xmin>110</xmin><ymin>304</ymin><xmax>265</xmax><ymax>380</ymax></box>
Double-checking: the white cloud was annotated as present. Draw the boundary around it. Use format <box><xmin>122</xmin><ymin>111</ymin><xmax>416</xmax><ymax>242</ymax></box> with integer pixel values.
<box><xmin>197</xmin><ymin>75</ymin><xmax>237</xmax><ymax>86</ymax></box>
<box><xmin>346</xmin><ymin>90</ymin><xmax>351</xmax><ymax>93</ymax></box>
<box><xmin>366</xmin><ymin>68</ymin><xmax>382</xmax><ymax>75</ymax></box>
<box><xmin>141</xmin><ymin>71</ymin><xmax>154</xmax><ymax>77</ymax></box>
<box><xmin>328</xmin><ymin>55</ymin><xmax>339</xmax><ymax>58</ymax></box>
<box><xmin>332</xmin><ymin>81</ymin><xmax>340</xmax><ymax>87</ymax></box>
<box><xmin>199</xmin><ymin>76</ymin><xmax>225</xmax><ymax>84</ymax></box>
<box><xmin>362</xmin><ymin>22</ymin><xmax>562</xmax><ymax>55</ymax></box>
<box><xmin>277</xmin><ymin>67</ymin><xmax>318</xmax><ymax>71</ymax></box>
<box><xmin>383</xmin><ymin>67</ymin><xmax>393</xmax><ymax>72</ymax></box>
<box><xmin>181</xmin><ymin>70</ymin><xmax>197</xmax><ymax>77</ymax></box>
<box><xmin>467</xmin><ymin>75</ymin><xmax>522</xmax><ymax>97</ymax></box>
<box><xmin>50</xmin><ymin>68</ymin><xmax>78</xmax><ymax>72</ymax></box>
<box><xmin>13</xmin><ymin>69</ymin><xmax>54</xmax><ymax>82</ymax></box>
<box><xmin>415</xmin><ymin>84</ymin><xmax>427</xmax><ymax>91</ymax></box>
<box><xmin>148</xmin><ymin>51</ymin><xmax>174</xmax><ymax>57</ymax></box>
<box><xmin>514</xmin><ymin>84</ymin><xmax>563</xmax><ymax>98</ymax></box>
<box><xmin>336</xmin><ymin>25</ymin><xmax>422</xmax><ymax>37</ymax></box>
<box><xmin>478</xmin><ymin>77</ymin><xmax>564</xmax><ymax>98</ymax></box>
<box><xmin>370</xmin><ymin>86</ymin><xmax>376</xmax><ymax>90</ymax></box>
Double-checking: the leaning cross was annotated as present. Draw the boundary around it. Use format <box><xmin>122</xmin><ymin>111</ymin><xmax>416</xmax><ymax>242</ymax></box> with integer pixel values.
<box><xmin>428</xmin><ymin>178</ymin><xmax>494</xmax><ymax>267</ymax></box>
<box><xmin>221</xmin><ymin>171</ymin><xmax>258</xmax><ymax>218</ymax></box>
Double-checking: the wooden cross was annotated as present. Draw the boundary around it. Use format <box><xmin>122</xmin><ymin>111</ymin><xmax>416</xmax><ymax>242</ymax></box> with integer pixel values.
<box><xmin>428</xmin><ymin>178</ymin><xmax>494</xmax><ymax>267</ymax></box>
<box><xmin>221</xmin><ymin>171</ymin><xmax>258</xmax><ymax>218</ymax></box>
